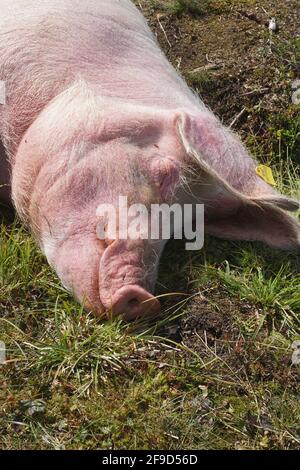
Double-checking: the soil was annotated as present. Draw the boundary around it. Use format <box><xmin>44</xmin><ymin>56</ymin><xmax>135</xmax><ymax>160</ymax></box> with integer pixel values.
<box><xmin>138</xmin><ymin>0</ymin><xmax>300</xmax><ymax>154</ymax></box>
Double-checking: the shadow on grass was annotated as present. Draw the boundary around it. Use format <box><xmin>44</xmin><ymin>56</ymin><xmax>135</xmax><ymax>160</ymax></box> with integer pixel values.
<box><xmin>0</xmin><ymin>204</ymin><xmax>14</xmax><ymax>225</ymax></box>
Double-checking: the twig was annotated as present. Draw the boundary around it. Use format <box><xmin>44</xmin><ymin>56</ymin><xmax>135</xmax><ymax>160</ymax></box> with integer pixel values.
<box><xmin>206</xmin><ymin>54</ymin><xmax>215</xmax><ymax>64</ymax></box>
<box><xmin>157</xmin><ymin>14</ymin><xmax>172</xmax><ymax>48</ymax></box>
<box><xmin>242</xmin><ymin>87</ymin><xmax>269</xmax><ymax>96</ymax></box>
<box><xmin>261</xmin><ymin>6</ymin><xmax>270</xmax><ymax>17</ymax></box>
<box><xmin>189</xmin><ymin>63</ymin><xmax>222</xmax><ymax>74</ymax></box>
<box><xmin>230</xmin><ymin>107</ymin><xmax>247</xmax><ymax>128</ymax></box>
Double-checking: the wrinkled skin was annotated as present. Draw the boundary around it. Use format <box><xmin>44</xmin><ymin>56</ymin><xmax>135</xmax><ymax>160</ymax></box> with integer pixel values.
<box><xmin>0</xmin><ymin>0</ymin><xmax>299</xmax><ymax>320</ymax></box>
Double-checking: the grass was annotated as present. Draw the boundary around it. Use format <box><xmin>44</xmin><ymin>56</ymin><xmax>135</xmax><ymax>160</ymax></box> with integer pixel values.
<box><xmin>220</xmin><ymin>263</ymin><xmax>300</xmax><ymax>331</ymax></box>
<box><xmin>148</xmin><ymin>0</ymin><xmax>213</xmax><ymax>16</ymax></box>
<box><xmin>169</xmin><ymin>0</ymin><xmax>212</xmax><ymax>15</ymax></box>
<box><xmin>1</xmin><ymin>201</ymin><xmax>300</xmax><ymax>450</ymax></box>
<box><xmin>1</xmin><ymin>0</ymin><xmax>300</xmax><ymax>451</ymax></box>
<box><xmin>147</xmin><ymin>0</ymin><xmax>259</xmax><ymax>16</ymax></box>
<box><xmin>188</xmin><ymin>69</ymin><xmax>214</xmax><ymax>88</ymax></box>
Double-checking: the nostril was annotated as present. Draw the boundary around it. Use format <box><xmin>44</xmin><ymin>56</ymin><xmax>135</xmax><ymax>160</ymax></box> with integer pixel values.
<box><xmin>127</xmin><ymin>297</ymin><xmax>141</xmax><ymax>309</ymax></box>
<box><xmin>109</xmin><ymin>285</ymin><xmax>161</xmax><ymax>320</ymax></box>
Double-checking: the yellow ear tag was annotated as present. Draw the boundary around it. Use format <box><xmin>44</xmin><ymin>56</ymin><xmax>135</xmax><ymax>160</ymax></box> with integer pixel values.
<box><xmin>255</xmin><ymin>165</ymin><xmax>276</xmax><ymax>187</ymax></box>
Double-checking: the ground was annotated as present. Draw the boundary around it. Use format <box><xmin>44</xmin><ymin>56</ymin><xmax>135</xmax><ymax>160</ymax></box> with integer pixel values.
<box><xmin>0</xmin><ymin>0</ymin><xmax>299</xmax><ymax>450</ymax></box>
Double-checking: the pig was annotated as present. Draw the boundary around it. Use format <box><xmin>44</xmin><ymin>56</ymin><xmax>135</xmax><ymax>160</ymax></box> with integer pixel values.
<box><xmin>0</xmin><ymin>0</ymin><xmax>299</xmax><ymax>320</ymax></box>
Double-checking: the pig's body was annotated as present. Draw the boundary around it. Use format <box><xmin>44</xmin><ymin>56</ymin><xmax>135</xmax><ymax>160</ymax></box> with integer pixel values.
<box><xmin>0</xmin><ymin>0</ymin><xmax>299</xmax><ymax>319</ymax></box>
<box><xmin>0</xmin><ymin>0</ymin><xmax>199</xmax><ymax>156</ymax></box>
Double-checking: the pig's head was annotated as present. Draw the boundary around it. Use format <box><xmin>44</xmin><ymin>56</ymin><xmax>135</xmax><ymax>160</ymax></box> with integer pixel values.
<box><xmin>12</xmin><ymin>81</ymin><xmax>299</xmax><ymax>321</ymax></box>
<box><xmin>12</xmin><ymin>83</ymin><xmax>183</xmax><ymax>320</ymax></box>
<box><xmin>40</xmin><ymin>145</ymin><xmax>180</xmax><ymax>321</ymax></box>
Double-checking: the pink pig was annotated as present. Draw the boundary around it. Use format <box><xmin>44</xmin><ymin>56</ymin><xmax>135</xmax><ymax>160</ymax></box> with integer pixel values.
<box><xmin>0</xmin><ymin>0</ymin><xmax>299</xmax><ymax>320</ymax></box>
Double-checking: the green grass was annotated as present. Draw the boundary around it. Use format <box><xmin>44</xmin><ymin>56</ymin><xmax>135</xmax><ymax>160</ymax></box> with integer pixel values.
<box><xmin>188</xmin><ymin>69</ymin><xmax>214</xmax><ymax>88</ymax></box>
<box><xmin>147</xmin><ymin>0</ymin><xmax>259</xmax><ymax>15</ymax></box>
<box><xmin>220</xmin><ymin>263</ymin><xmax>300</xmax><ymax>331</ymax></box>
<box><xmin>169</xmin><ymin>0</ymin><xmax>212</xmax><ymax>15</ymax></box>
<box><xmin>148</xmin><ymin>0</ymin><xmax>213</xmax><ymax>15</ymax></box>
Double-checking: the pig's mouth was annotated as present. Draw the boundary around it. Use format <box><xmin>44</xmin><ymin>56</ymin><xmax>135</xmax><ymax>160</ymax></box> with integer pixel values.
<box><xmin>99</xmin><ymin>240</ymin><xmax>161</xmax><ymax>320</ymax></box>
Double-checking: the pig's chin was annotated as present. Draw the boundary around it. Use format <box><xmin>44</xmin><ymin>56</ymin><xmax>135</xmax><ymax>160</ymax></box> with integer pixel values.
<box><xmin>99</xmin><ymin>240</ymin><xmax>161</xmax><ymax>321</ymax></box>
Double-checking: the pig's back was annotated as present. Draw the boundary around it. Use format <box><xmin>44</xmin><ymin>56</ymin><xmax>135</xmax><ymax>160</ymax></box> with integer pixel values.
<box><xmin>0</xmin><ymin>0</ymin><xmax>195</xmax><ymax>156</ymax></box>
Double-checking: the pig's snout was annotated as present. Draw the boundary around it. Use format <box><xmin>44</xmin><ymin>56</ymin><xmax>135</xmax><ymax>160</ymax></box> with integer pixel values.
<box><xmin>98</xmin><ymin>239</ymin><xmax>161</xmax><ymax>320</ymax></box>
<box><xmin>109</xmin><ymin>285</ymin><xmax>160</xmax><ymax>320</ymax></box>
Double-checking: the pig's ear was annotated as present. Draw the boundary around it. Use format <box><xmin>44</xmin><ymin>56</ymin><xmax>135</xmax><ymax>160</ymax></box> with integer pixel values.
<box><xmin>176</xmin><ymin>113</ymin><xmax>300</xmax><ymax>249</ymax></box>
<box><xmin>206</xmin><ymin>202</ymin><xmax>300</xmax><ymax>249</ymax></box>
<box><xmin>150</xmin><ymin>155</ymin><xmax>180</xmax><ymax>200</ymax></box>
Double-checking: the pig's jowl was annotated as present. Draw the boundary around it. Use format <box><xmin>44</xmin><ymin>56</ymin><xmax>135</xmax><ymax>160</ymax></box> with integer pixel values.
<box><xmin>0</xmin><ymin>0</ymin><xmax>299</xmax><ymax>320</ymax></box>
